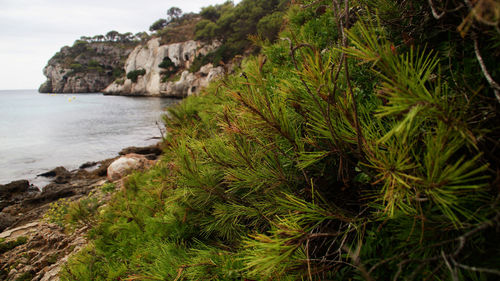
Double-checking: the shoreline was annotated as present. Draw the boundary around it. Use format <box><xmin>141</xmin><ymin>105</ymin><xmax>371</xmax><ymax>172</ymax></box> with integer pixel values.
<box><xmin>0</xmin><ymin>89</ymin><xmax>176</xmax><ymax>187</ymax></box>
<box><xmin>0</xmin><ymin>142</ymin><xmax>163</xmax><ymax>280</ymax></box>
<box><xmin>0</xmin><ymin>141</ymin><xmax>163</xmax><ymax>232</ymax></box>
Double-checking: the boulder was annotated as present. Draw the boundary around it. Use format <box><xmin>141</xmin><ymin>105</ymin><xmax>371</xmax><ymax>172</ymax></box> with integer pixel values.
<box><xmin>79</xmin><ymin>161</ymin><xmax>97</xmax><ymax>169</ymax></box>
<box><xmin>107</xmin><ymin>154</ymin><xmax>154</xmax><ymax>181</ymax></box>
<box><xmin>38</xmin><ymin>167</ymin><xmax>71</xmax><ymax>184</ymax></box>
<box><xmin>0</xmin><ymin>212</ymin><xmax>16</xmax><ymax>232</ymax></box>
<box><xmin>38</xmin><ymin>166</ymin><xmax>70</xmax><ymax>178</ymax></box>
<box><xmin>119</xmin><ymin>143</ymin><xmax>162</xmax><ymax>156</ymax></box>
<box><xmin>0</xmin><ymin>180</ymin><xmax>30</xmax><ymax>198</ymax></box>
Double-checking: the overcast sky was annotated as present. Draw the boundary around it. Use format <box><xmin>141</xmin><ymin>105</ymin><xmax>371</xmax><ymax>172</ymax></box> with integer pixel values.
<box><xmin>0</xmin><ymin>0</ymin><xmax>239</xmax><ymax>90</ymax></box>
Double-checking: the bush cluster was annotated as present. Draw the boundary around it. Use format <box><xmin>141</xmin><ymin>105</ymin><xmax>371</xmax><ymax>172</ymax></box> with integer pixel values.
<box><xmin>0</xmin><ymin>236</ymin><xmax>28</xmax><ymax>255</ymax></box>
<box><xmin>158</xmin><ymin>57</ymin><xmax>179</xmax><ymax>81</ymax></box>
<box><xmin>194</xmin><ymin>0</ymin><xmax>289</xmax><ymax>65</ymax></box>
<box><xmin>126</xmin><ymin>69</ymin><xmax>146</xmax><ymax>83</ymax></box>
<box><xmin>61</xmin><ymin>1</ymin><xmax>500</xmax><ymax>280</ymax></box>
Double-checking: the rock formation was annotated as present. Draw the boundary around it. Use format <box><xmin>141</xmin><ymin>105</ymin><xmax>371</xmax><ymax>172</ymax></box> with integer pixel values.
<box><xmin>107</xmin><ymin>153</ymin><xmax>154</xmax><ymax>181</ymax></box>
<box><xmin>103</xmin><ymin>39</ymin><xmax>225</xmax><ymax>97</ymax></box>
<box><xmin>39</xmin><ymin>38</ymin><xmax>226</xmax><ymax>97</ymax></box>
<box><xmin>39</xmin><ymin>42</ymin><xmax>135</xmax><ymax>93</ymax></box>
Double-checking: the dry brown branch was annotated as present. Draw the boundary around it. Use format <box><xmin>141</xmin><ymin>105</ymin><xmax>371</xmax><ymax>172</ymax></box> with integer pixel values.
<box><xmin>369</xmin><ymin>213</ymin><xmax>499</xmax><ymax>278</ymax></box>
<box><xmin>173</xmin><ymin>262</ymin><xmax>217</xmax><ymax>281</ymax></box>
<box><xmin>428</xmin><ymin>0</ymin><xmax>446</xmax><ymax>19</ymax></box>
<box><xmin>450</xmin><ymin>256</ymin><xmax>500</xmax><ymax>276</ymax></box>
<box><xmin>473</xmin><ymin>35</ymin><xmax>500</xmax><ymax>103</ymax></box>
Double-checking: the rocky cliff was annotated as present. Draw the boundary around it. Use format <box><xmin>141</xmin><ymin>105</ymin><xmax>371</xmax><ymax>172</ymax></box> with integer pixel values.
<box><xmin>39</xmin><ymin>42</ymin><xmax>136</xmax><ymax>93</ymax></box>
<box><xmin>103</xmin><ymin>38</ymin><xmax>225</xmax><ymax>97</ymax></box>
<box><xmin>39</xmin><ymin>38</ymin><xmax>226</xmax><ymax>97</ymax></box>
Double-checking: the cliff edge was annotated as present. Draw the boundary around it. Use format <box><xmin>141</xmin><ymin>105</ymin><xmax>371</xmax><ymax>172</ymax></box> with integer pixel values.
<box><xmin>39</xmin><ymin>42</ymin><xmax>135</xmax><ymax>93</ymax></box>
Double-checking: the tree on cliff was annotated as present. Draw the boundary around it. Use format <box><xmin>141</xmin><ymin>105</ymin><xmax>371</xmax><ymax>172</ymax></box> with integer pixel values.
<box><xmin>149</xmin><ymin>19</ymin><xmax>168</xmax><ymax>32</ymax></box>
<box><xmin>134</xmin><ymin>32</ymin><xmax>149</xmax><ymax>42</ymax></box>
<box><xmin>106</xmin><ymin>30</ymin><xmax>119</xmax><ymax>42</ymax></box>
<box><xmin>92</xmin><ymin>35</ymin><xmax>105</xmax><ymax>42</ymax></box>
<box><xmin>79</xmin><ymin>36</ymin><xmax>91</xmax><ymax>42</ymax></box>
<box><xmin>167</xmin><ymin>7</ymin><xmax>182</xmax><ymax>22</ymax></box>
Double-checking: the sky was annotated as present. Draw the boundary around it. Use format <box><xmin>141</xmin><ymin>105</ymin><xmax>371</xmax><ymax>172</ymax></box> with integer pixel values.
<box><xmin>0</xmin><ymin>0</ymin><xmax>240</xmax><ymax>90</ymax></box>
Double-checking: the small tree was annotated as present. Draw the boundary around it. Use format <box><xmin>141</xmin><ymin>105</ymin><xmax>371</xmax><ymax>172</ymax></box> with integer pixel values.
<box><xmin>134</xmin><ymin>32</ymin><xmax>149</xmax><ymax>42</ymax></box>
<box><xmin>200</xmin><ymin>6</ymin><xmax>220</xmax><ymax>22</ymax></box>
<box><xmin>106</xmin><ymin>30</ymin><xmax>119</xmax><ymax>41</ymax></box>
<box><xmin>121</xmin><ymin>32</ymin><xmax>133</xmax><ymax>42</ymax></box>
<box><xmin>149</xmin><ymin>19</ymin><xmax>168</xmax><ymax>32</ymax></box>
<box><xmin>167</xmin><ymin>7</ymin><xmax>182</xmax><ymax>22</ymax></box>
<box><xmin>127</xmin><ymin>69</ymin><xmax>146</xmax><ymax>83</ymax></box>
<box><xmin>80</xmin><ymin>36</ymin><xmax>91</xmax><ymax>42</ymax></box>
<box><xmin>94</xmin><ymin>35</ymin><xmax>105</xmax><ymax>42</ymax></box>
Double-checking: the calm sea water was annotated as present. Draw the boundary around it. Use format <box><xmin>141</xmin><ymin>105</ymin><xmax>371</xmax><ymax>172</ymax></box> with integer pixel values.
<box><xmin>0</xmin><ymin>90</ymin><xmax>177</xmax><ymax>186</ymax></box>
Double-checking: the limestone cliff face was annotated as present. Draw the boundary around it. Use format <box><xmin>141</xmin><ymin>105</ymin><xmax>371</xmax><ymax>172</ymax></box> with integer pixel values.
<box><xmin>39</xmin><ymin>42</ymin><xmax>135</xmax><ymax>93</ymax></box>
<box><xmin>103</xmin><ymin>39</ymin><xmax>225</xmax><ymax>97</ymax></box>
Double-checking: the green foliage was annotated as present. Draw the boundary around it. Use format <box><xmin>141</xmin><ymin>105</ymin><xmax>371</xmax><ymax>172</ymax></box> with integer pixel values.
<box><xmin>257</xmin><ymin>11</ymin><xmax>285</xmax><ymax>42</ymax></box>
<box><xmin>149</xmin><ymin>18</ymin><xmax>167</xmax><ymax>32</ymax></box>
<box><xmin>0</xmin><ymin>236</ymin><xmax>28</xmax><ymax>254</ymax></box>
<box><xmin>99</xmin><ymin>182</ymin><xmax>116</xmax><ymax>193</ymax></box>
<box><xmin>158</xmin><ymin>56</ymin><xmax>175</xmax><ymax>70</ymax></box>
<box><xmin>43</xmin><ymin>198</ymin><xmax>71</xmax><ymax>228</ymax></box>
<box><xmin>14</xmin><ymin>272</ymin><xmax>33</xmax><ymax>281</ymax></box>
<box><xmin>189</xmin><ymin>45</ymin><xmax>231</xmax><ymax>73</ymax></box>
<box><xmin>43</xmin><ymin>191</ymin><xmax>106</xmax><ymax>230</ymax></box>
<box><xmin>126</xmin><ymin>69</ymin><xmax>146</xmax><ymax>83</ymax></box>
<box><xmin>114</xmin><ymin>78</ymin><xmax>125</xmax><ymax>85</ymax></box>
<box><xmin>69</xmin><ymin>63</ymin><xmax>83</xmax><ymax>72</ymax></box>
<box><xmin>195</xmin><ymin>0</ymin><xmax>289</xmax><ymax>61</ymax></box>
<box><xmin>167</xmin><ymin>7</ymin><xmax>182</xmax><ymax>22</ymax></box>
<box><xmin>66</xmin><ymin>196</ymin><xmax>100</xmax><ymax>227</ymax></box>
<box><xmin>158</xmin><ymin>56</ymin><xmax>179</xmax><ymax>80</ymax></box>
<box><xmin>194</xmin><ymin>19</ymin><xmax>218</xmax><ymax>41</ymax></box>
<box><xmin>62</xmin><ymin>1</ymin><xmax>500</xmax><ymax>280</ymax></box>
<box><xmin>111</xmin><ymin>67</ymin><xmax>124</xmax><ymax>79</ymax></box>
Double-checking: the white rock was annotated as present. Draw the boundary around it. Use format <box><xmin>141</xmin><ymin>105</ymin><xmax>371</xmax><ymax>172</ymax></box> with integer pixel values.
<box><xmin>107</xmin><ymin>154</ymin><xmax>153</xmax><ymax>181</ymax></box>
<box><xmin>103</xmin><ymin>39</ymin><xmax>223</xmax><ymax>97</ymax></box>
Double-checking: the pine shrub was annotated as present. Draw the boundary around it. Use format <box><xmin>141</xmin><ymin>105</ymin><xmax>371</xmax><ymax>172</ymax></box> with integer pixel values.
<box><xmin>61</xmin><ymin>1</ymin><xmax>500</xmax><ymax>280</ymax></box>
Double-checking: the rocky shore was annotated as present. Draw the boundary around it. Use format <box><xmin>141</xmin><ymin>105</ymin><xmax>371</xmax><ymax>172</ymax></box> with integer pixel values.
<box><xmin>0</xmin><ymin>143</ymin><xmax>162</xmax><ymax>281</ymax></box>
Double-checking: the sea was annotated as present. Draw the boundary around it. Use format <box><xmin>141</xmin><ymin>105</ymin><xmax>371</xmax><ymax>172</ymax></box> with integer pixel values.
<box><xmin>0</xmin><ymin>89</ymin><xmax>178</xmax><ymax>187</ymax></box>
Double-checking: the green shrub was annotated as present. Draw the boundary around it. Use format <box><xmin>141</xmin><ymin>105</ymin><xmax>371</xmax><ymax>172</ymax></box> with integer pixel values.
<box><xmin>69</xmin><ymin>63</ymin><xmax>83</xmax><ymax>72</ymax></box>
<box><xmin>87</xmin><ymin>66</ymin><xmax>104</xmax><ymax>73</ymax></box>
<box><xmin>114</xmin><ymin>78</ymin><xmax>125</xmax><ymax>85</ymax></box>
<box><xmin>112</xmin><ymin>68</ymin><xmax>124</xmax><ymax>79</ymax></box>
<box><xmin>158</xmin><ymin>57</ymin><xmax>176</xmax><ymax>69</ymax></box>
<box><xmin>158</xmin><ymin>56</ymin><xmax>179</xmax><ymax>80</ymax></box>
<box><xmin>88</xmin><ymin>59</ymin><xmax>100</xmax><ymax>67</ymax></box>
<box><xmin>43</xmin><ymin>194</ymin><xmax>103</xmax><ymax>230</ymax></box>
<box><xmin>99</xmin><ymin>183</ymin><xmax>116</xmax><ymax>193</ymax></box>
<box><xmin>126</xmin><ymin>69</ymin><xmax>146</xmax><ymax>82</ymax></box>
<box><xmin>257</xmin><ymin>11</ymin><xmax>285</xmax><ymax>41</ymax></box>
<box><xmin>43</xmin><ymin>198</ymin><xmax>71</xmax><ymax>228</ymax></box>
<box><xmin>162</xmin><ymin>73</ymin><xmax>181</xmax><ymax>83</ymax></box>
<box><xmin>189</xmin><ymin>45</ymin><xmax>234</xmax><ymax>73</ymax></box>
<box><xmin>194</xmin><ymin>19</ymin><xmax>218</xmax><ymax>41</ymax></box>
<box><xmin>194</xmin><ymin>0</ymin><xmax>288</xmax><ymax>60</ymax></box>
<box><xmin>66</xmin><ymin>196</ymin><xmax>100</xmax><ymax>227</ymax></box>
<box><xmin>0</xmin><ymin>236</ymin><xmax>28</xmax><ymax>254</ymax></box>
<box><xmin>60</xmin><ymin>1</ymin><xmax>500</xmax><ymax>280</ymax></box>
<box><xmin>14</xmin><ymin>272</ymin><xmax>33</xmax><ymax>281</ymax></box>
